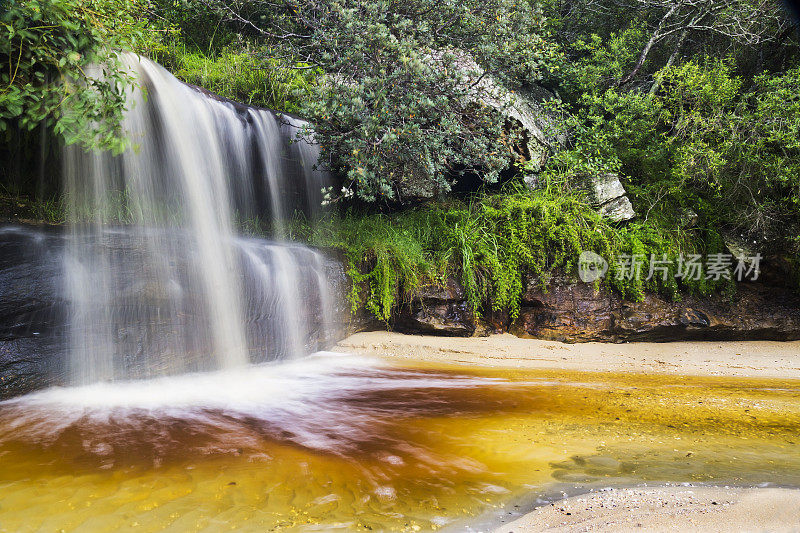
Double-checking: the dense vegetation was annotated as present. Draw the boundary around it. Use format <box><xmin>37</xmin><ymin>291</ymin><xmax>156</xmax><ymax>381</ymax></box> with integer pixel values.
<box><xmin>291</xmin><ymin>187</ymin><xmax>729</xmax><ymax>322</ymax></box>
<box><xmin>1</xmin><ymin>0</ymin><xmax>799</xmax><ymax>322</ymax></box>
<box><xmin>0</xmin><ymin>0</ymin><xmax>148</xmax><ymax>151</ymax></box>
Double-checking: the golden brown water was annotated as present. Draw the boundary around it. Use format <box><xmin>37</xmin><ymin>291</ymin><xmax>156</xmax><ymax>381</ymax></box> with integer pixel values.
<box><xmin>0</xmin><ymin>354</ymin><xmax>799</xmax><ymax>532</ymax></box>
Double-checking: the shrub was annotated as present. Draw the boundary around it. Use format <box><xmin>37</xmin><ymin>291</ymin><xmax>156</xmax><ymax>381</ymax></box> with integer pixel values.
<box><xmin>0</xmin><ymin>0</ymin><xmax>150</xmax><ymax>151</ymax></box>
<box><xmin>194</xmin><ymin>0</ymin><xmax>559</xmax><ymax>202</ymax></box>
<box><xmin>295</xmin><ymin>184</ymin><xmax>727</xmax><ymax>322</ymax></box>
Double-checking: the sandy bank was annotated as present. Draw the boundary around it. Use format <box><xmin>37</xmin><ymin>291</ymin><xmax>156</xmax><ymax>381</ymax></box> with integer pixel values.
<box><xmin>334</xmin><ymin>332</ymin><xmax>800</xmax><ymax>379</ymax></box>
<box><xmin>492</xmin><ymin>486</ymin><xmax>800</xmax><ymax>532</ymax></box>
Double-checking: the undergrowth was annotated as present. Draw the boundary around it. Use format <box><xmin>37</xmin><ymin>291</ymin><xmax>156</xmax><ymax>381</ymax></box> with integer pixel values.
<box><xmin>0</xmin><ymin>185</ymin><xmax>65</xmax><ymax>224</ymax></box>
<box><xmin>291</xmin><ymin>184</ymin><xmax>732</xmax><ymax>323</ymax></box>
<box><xmin>147</xmin><ymin>45</ymin><xmax>316</xmax><ymax>113</ymax></box>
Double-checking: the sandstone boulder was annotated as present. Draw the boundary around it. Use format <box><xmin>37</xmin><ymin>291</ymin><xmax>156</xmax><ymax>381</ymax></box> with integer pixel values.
<box><xmin>575</xmin><ymin>172</ymin><xmax>636</xmax><ymax>222</ymax></box>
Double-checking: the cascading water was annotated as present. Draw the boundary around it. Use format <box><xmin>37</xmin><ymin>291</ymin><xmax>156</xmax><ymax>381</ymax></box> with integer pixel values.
<box><xmin>62</xmin><ymin>54</ymin><xmax>337</xmax><ymax>386</ymax></box>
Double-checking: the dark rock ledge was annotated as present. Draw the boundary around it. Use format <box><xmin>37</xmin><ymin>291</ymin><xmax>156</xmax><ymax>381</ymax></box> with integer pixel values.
<box><xmin>387</xmin><ymin>274</ymin><xmax>800</xmax><ymax>343</ymax></box>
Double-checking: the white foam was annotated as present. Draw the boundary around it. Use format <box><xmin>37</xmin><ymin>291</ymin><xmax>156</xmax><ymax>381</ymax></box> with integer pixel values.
<box><xmin>0</xmin><ymin>354</ymin><xmax>502</xmax><ymax>454</ymax></box>
<box><xmin>10</xmin><ymin>353</ymin><xmax>377</xmax><ymax>411</ymax></box>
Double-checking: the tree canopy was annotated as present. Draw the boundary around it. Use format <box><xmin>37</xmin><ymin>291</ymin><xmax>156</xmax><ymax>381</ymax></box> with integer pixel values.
<box><xmin>183</xmin><ymin>0</ymin><xmax>559</xmax><ymax>202</ymax></box>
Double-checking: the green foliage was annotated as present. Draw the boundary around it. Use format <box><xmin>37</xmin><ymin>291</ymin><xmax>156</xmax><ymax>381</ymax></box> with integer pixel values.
<box><xmin>125</xmin><ymin>0</ymin><xmax>315</xmax><ymax>113</ymax></box>
<box><xmin>563</xmin><ymin>26</ymin><xmax>648</xmax><ymax>95</ymax></box>
<box><xmin>548</xmin><ymin>43</ymin><xmax>800</xmax><ymax>259</ymax></box>
<box><xmin>168</xmin><ymin>50</ymin><xmax>316</xmax><ymax>113</ymax></box>
<box><xmin>193</xmin><ymin>0</ymin><xmax>558</xmax><ymax>202</ymax></box>
<box><xmin>296</xmin><ymin>185</ymin><xmax>723</xmax><ymax>322</ymax></box>
<box><xmin>0</xmin><ymin>185</ymin><xmax>66</xmax><ymax>223</ymax></box>
<box><xmin>0</xmin><ymin>185</ymin><xmax>212</xmax><ymax>227</ymax></box>
<box><xmin>298</xmin><ymin>212</ymin><xmax>442</xmax><ymax>321</ymax></box>
<box><xmin>2</xmin><ymin>0</ymin><xmax>798</xmax><ymax>315</ymax></box>
<box><xmin>0</xmin><ymin>0</ymin><xmax>149</xmax><ymax>151</ymax></box>
<box><xmin>142</xmin><ymin>0</ymin><xmax>237</xmax><ymax>56</ymax></box>
<box><xmin>544</xmin><ymin>0</ymin><xmax>797</xmax><ymax>84</ymax></box>
<box><xmin>308</xmin><ymin>0</ymin><xmax>556</xmax><ymax>202</ymax></box>
<box><xmin>540</xmin><ymin>0</ymin><xmax>800</xmax><ymax>276</ymax></box>
<box><xmin>662</xmin><ymin>62</ymin><xmax>800</xmax><ymax>243</ymax></box>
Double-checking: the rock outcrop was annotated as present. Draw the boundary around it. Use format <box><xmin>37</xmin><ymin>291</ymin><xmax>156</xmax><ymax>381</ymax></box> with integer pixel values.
<box><xmin>441</xmin><ymin>51</ymin><xmax>562</xmax><ymax>171</ymax></box>
<box><xmin>4</xmin><ymin>225</ymin><xmax>800</xmax><ymax>399</ymax></box>
<box><xmin>381</xmin><ymin>274</ymin><xmax>800</xmax><ymax>342</ymax></box>
<box><xmin>575</xmin><ymin>172</ymin><xmax>636</xmax><ymax>222</ymax></box>
<box><xmin>522</xmin><ymin>169</ymin><xmax>637</xmax><ymax>223</ymax></box>
<box><xmin>0</xmin><ymin>226</ymin><xmax>346</xmax><ymax>399</ymax></box>
<box><xmin>513</xmin><ymin>275</ymin><xmax>800</xmax><ymax>342</ymax></box>
<box><xmin>386</xmin><ymin>50</ymin><xmax>563</xmax><ymax>201</ymax></box>
<box><xmin>394</xmin><ymin>279</ymin><xmax>477</xmax><ymax>336</ymax></box>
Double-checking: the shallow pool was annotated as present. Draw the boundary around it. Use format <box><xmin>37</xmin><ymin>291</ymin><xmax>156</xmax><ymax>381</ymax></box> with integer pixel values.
<box><xmin>1</xmin><ymin>353</ymin><xmax>799</xmax><ymax>531</ymax></box>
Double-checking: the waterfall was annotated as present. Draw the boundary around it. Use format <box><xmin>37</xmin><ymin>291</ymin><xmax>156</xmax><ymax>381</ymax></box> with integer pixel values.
<box><xmin>62</xmin><ymin>54</ymin><xmax>336</xmax><ymax>386</ymax></box>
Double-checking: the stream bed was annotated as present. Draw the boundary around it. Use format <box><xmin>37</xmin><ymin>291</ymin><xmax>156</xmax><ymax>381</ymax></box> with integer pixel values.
<box><xmin>0</xmin><ymin>353</ymin><xmax>798</xmax><ymax>531</ymax></box>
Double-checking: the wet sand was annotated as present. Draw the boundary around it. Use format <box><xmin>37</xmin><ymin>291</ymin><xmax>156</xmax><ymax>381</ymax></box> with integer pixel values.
<box><xmin>494</xmin><ymin>486</ymin><xmax>800</xmax><ymax>533</ymax></box>
<box><xmin>335</xmin><ymin>332</ymin><xmax>800</xmax><ymax>379</ymax></box>
<box><xmin>336</xmin><ymin>332</ymin><xmax>800</xmax><ymax>531</ymax></box>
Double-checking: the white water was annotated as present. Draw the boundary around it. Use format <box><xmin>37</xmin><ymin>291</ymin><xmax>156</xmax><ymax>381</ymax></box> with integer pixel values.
<box><xmin>62</xmin><ymin>54</ymin><xmax>336</xmax><ymax>386</ymax></box>
<box><xmin>0</xmin><ymin>353</ymin><xmax>502</xmax><ymax>455</ymax></box>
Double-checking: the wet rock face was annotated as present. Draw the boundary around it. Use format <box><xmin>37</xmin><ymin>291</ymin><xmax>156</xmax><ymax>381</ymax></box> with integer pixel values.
<box><xmin>0</xmin><ymin>226</ymin><xmax>348</xmax><ymax>399</ymax></box>
<box><xmin>514</xmin><ymin>276</ymin><xmax>617</xmax><ymax>342</ymax></box>
<box><xmin>0</xmin><ymin>227</ymin><xmax>68</xmax><ymax>398</ymax></box>
<box><xmin>392</xmin><ymin>274</ymin><xmax>800</xmax><ymax>342</ymax></box>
